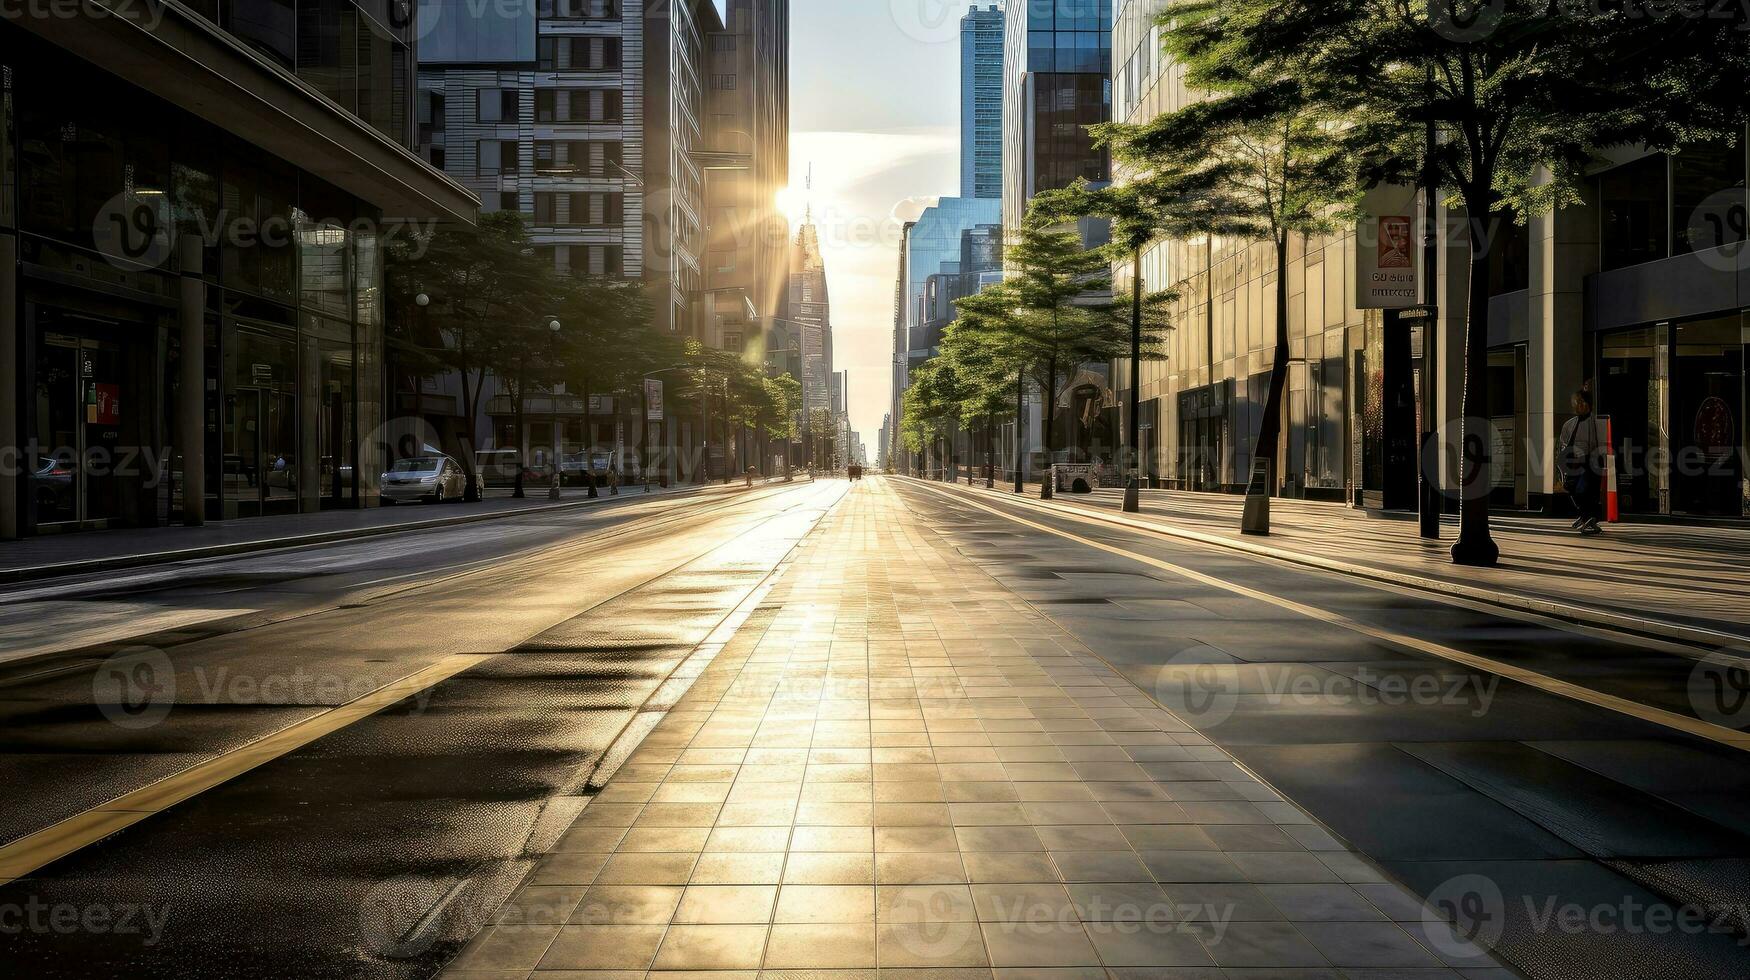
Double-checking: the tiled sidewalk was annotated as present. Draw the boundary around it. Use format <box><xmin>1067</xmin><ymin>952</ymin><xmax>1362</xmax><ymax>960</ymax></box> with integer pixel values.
<box><xmin>444</xmin><ymin>478</ymin><xmax>1511</xmax><ymax>979</ymax></box>
<box><xmin>976</xmin><ymin>483</ymin><xmax>1750</xmax><ymax>643</ymax></box>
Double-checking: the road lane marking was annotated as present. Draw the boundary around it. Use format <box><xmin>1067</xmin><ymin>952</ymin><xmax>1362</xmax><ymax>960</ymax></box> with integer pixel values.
<box><xmin>0</xmin><ymin>654</ymin><xmax>486</xmax><ymax>885</ymax></box>
<box><xmin>0</xmin><ymin>480</ymin><xmax>845</xmax><ymax>887</ymax></box>
<box><xmin>909</xmin><ymin>481</ymin><xmax>1750</xmax><ymax>753</ymax></box>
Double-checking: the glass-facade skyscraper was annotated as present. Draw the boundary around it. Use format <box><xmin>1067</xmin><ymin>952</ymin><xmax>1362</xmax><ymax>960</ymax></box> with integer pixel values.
<box><xmin>1002</xmin><ymin>0</ymin><xmax>1113</xmax><ymax>233</ymax></box>
<box><xmin>961</xmin><ymin>5</ymin><xmax>1005</xmax><ymax>201</ymax></box>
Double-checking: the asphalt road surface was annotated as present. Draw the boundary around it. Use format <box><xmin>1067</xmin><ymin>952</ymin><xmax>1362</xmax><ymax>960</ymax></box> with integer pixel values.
<box><xmin>2</xmin><ymin>476</ymin><xmax>1747</xmax><ymax>980</ymax></box>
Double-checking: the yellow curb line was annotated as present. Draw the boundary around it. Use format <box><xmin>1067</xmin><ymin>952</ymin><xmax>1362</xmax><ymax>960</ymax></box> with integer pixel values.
<box><xmin>0</xmin><ymin>654</ymin><xmax>488</xmax><ymax>886</ymax></box>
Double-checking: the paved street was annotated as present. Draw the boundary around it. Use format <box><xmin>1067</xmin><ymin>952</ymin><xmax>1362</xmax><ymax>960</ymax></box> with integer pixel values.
<box><xmin>2</xmin><ymin>478</ymin><xmax>1748</xmax><ymax>978</ymax></box>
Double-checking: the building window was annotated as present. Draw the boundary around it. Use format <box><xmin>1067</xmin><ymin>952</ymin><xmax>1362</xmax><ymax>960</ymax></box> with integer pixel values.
<box><xmin>477</xmin><ymin>89</ymin><xmax>519</xmax><ymax>123</ymax></box>
<box><xmin>711</xmin><ymin>74</ymin><xmax>737</xmax><ymax>90</ymax></box>
<box><xmin>1673</xmin><ymin>141</ymin><xmax>1747</xmax><ymax>255</ymax></box>
<box><xmin>539</xmin><ymin>0</ymin><xmax>618</xmax><ymax>18</ymax></box>
<box><xmin>482</xmin><ymin>191</ymin><xmax>522</xmax><ymax>213</ymax></box>
<box><xmin>478</xmin><ymin>140</ymin><xmax>519</xmax><ymax>176</ymax></box>
<box><xmin>1598</xmin><ymin>154</ymin><xmax>1670</xmax><ymax>271</ymax></box>
<box><xmin>534</xmin><ymin>192</ymin><xmax>557</xmax><ymax>224</ymax></box>
<box><xmin>538</xmin><ymin>36</ymin><xmax>623</xmax><ymax>70</ymax></box>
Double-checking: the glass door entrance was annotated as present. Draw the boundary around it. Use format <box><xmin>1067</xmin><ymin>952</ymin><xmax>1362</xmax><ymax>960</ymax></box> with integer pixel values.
<box><xmin>32</xmin><ymin>334</ymin><xmax>126</xmax><ymax>529</ymax></box>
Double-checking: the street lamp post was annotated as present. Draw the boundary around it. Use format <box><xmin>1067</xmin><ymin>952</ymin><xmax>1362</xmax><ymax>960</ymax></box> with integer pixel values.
<box><xmin>547</xmin><ymin>318</ymin><xmax>562</xmax><ymax>501</ymax></box>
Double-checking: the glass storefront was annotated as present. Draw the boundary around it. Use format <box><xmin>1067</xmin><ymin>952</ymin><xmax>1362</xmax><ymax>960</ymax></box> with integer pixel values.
<box><xmin>1596</xmin><ymin>316</ymin><xmax>1747</xmax><ymax>517</ymax></box>
<box><xmin>8</xmin><ymin>26</ymin><xmax>389</xmax><ymax>534</ymax></box>
<box><xmin>1671</xmin><ymin>316</ymin><xmax>1743</xmax><ymax>516</ymax></box>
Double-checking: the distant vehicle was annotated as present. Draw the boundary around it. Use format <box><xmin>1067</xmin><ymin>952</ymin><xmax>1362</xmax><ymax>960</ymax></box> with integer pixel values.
<box><xmin>474</xmin><ymin>449</ymin><xmax>532</xmax><ymax>489</ymax></box>
<box><xmin>381</xmin><ymin>455</ymin><xmax>467</xmax><ymax>504</ymax></box>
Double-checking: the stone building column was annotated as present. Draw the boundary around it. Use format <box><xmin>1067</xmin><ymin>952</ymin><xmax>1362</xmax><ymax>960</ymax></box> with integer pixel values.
<box><xmin>1527</xmin><ymin>181</ymin><xmax>1597</xmax><ymax>511</ymax></box>
<box><xmin>0</xmin><ymin>231</ymin><xmax>17</xmax><ymax>540</ymax></box>
<box><xmin>178</xmin><ymin>236</ymin><xmax>206</xmax><ymax>525</ymax></box>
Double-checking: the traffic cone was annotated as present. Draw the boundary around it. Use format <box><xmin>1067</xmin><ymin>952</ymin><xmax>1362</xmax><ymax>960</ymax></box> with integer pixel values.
<box><xmin>1604</xmin><ymin>416</ymin><xmax>1620</xmax><ymax>523</ymax></box>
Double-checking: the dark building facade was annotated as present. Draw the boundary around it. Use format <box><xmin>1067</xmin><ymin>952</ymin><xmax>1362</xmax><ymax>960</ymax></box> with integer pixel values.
<box><xmin>2</xmin><ymin>3</ymin><xmax>474</xmax><ymax>538</ymax></box>
<box><xmin>1001</xmin><ymin>0</ymin><xmax>1112</xmax><ymax>234</ymax></box>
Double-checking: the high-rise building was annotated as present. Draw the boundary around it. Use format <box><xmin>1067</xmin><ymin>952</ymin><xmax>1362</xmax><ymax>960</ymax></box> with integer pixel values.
<box><xmin>703</xmin><ymin>0</ymin><xmax>791</xmax><ymax>361</ymax></box>
<box><xmin>1001</xmin><ymin>0</ymin><xmax>1113</xmax><ymax>234</ymax></box>
<box><xmin>787</xmin><ymin>217</ymin><xmax>833</xmax><ymax>423</ymax></box>
<box><xmin>904</xmin><ymin>198</ymin><xmax>1002</xmax><ymax>375</ymax></box>
<box><xmin>961</xmin><ymin>5</ymin><xmax>1005</xmax><ymax>200</ymax></box>
<box><xmin>1112</xmin><ymin>0</ymin><xmax>1750</xmax><ymax>520</ymax></box>
<box><xmin>418</xmin><ymin>0</ymin><xmax>726</xmax><ymax>335</ymax></box>
<box><xmin>2</xmin><ymin>2</ymin><xmax>474</xmax><ymax>539</ymax></box>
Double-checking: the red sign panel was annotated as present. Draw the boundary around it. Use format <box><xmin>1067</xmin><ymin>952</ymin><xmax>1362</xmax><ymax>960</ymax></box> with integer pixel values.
<box><xmin>94</xmin><ymin>383</ymin><xmax>121</xmax><ymax>426</ymax></box>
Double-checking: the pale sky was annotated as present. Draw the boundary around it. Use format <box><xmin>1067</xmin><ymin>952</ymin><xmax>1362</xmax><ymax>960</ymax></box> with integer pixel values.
<box><xmin>782</xmin><ymin>1</ymin><xmax>968</xmax><ymax>450</ymax></box>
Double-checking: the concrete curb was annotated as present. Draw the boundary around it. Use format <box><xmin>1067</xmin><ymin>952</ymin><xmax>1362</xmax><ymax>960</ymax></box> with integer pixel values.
<box><xmin>0</xmin><ymin>481</ymin><xmax>780</xmax><ymax>586</ymax></box>
<box><xmin>915</xmin><ymin>477</ymin><xmax>1749</xmax><ymax>652</ymax></box>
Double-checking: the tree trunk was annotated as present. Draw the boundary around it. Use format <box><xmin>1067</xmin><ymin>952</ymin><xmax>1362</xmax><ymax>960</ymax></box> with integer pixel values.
<box><xmin>1014</xmin><ymin>369</ymin><xmax>1026</xmax><ymax>494</ymax></box>
<box><xmin>1041</xmin><ymin>357</ymin><xmax>1057</xmax><ymax>499</ymax></box>
<box><xmin>580</xmin><ymin>377</ymin><xmax>598</xmax><ymax>498</ymax></box>
<box><xmin>511</xmin><ymin>372</ymin><xmax>526</xmax><ymax>499</ymax></box>
<box><xmin>1126</xmin><ymin>245</ymin><xmax>1143</xmax><ymax>512</ymax></box>
<box><xmin>1451</xmin><ymin>195</ymin><xmax>1501</xmax><ymax>567</ymax></box>
<box><xmin>1242</xmin><ymin>234</ymin><xmax>1292</xmax><ymax>535</ymax></box>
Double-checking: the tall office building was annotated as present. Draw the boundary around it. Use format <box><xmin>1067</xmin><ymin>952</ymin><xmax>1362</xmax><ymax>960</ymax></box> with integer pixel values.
<box><xmin>1001</xmin><ymin>0</ymin><xmax>1112</xmax><ymax>234</ymax></box>
<box><xmin>703</xmin><ymin>0</ymin><xmax>791</xmax><ymax>361</ymax></box>
<box><xmin>2</xmin><ymin>1</ymin><xmax>473</xmax><ymax>539</ymax></box>
<box><xmin>787</xmin><ymin>217</ymin><xmax>833</xmax><ymax>422</ymax></box>
<box><xmin>961</xmin><ymin>5</ymin><xmax>1005</xmax><ymax>200</ymax></box>
<box><xmin>1113</xmin><ymin>0</ymin><xmax>1750</xmax><ymax>519</ymax></box>
<box><xmin>418</xmin><ymin>0</ymin><xmax>724</xmax><ymax>335</ymax></box>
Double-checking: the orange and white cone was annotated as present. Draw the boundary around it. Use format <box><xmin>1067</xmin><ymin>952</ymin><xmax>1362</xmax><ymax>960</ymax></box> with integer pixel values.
<box><xmin>1605</xmin><ymin>416</ymin><xmax>1620</xmax><ymax>523</ymax></box>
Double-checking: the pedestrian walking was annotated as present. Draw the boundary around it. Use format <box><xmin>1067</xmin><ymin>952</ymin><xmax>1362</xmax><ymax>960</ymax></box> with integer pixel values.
<box><xmin>1558</xmin><ymin>389</ymin><xmax>1607</xmax><ymax>536</ymax></box>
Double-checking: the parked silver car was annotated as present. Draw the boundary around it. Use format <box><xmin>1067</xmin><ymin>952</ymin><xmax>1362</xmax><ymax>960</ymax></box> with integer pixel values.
<box><xmin>380</xmin><ymin>455</ymin><xmax>466</xmax><ymax>504</ymax></box>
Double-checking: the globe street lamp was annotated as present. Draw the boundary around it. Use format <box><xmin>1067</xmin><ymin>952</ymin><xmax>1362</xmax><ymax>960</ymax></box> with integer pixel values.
<box><xmin>548</xmin><ymin>318</ymin><xmax>562</xmax><ymax>501</ymax></box>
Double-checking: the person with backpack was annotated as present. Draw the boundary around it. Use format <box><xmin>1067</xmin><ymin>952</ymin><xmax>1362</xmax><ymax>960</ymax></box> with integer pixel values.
<box><xmin>1558</xmin><ymin>389</ymin><xmax>1608</xmax><ymax>536</ymax></box>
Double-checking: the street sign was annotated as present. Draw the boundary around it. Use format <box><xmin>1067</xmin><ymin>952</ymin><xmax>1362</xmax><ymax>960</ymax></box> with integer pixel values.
<box><xmin>644</xmin><ymin>379</ymin><xmax>663</xmax><ymax>420</ymax></box>
<box><xmin>1356</xmin><ymin>183</ymin><xmax>1422</xmax><ymax>309</ymax></box>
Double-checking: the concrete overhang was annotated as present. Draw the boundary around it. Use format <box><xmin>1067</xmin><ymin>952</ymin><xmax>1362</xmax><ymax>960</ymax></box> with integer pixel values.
<box><xmin>16</xmin><ymin>0</ymin><xmax>478</xmax><ymax>224</ymax></box>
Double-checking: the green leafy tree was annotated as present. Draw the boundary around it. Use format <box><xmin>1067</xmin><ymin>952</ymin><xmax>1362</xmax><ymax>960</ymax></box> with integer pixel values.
<box><xmin>386</xmin><ymin>211</ymin><xmax>553</xmax><ymax>499</ymax></box>
<box><xmin>1212</xmin><ymin>0</ymin><xmax>1750</xmax><ymax>562</ymax></box>
<box><xmin>1031</xmin><ymin>181</ymin><xmax>1182</xmax><ymax>508</ymax></box>
<box><xmin>1094</xmin><ymin>7</ymin><xmax>1355</xmax><ymax>531</ymax></box>
<box><xmin>953</xmin><ymin>219</ymin><xmax>1165</xmax><ymax>498</ymax></box>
